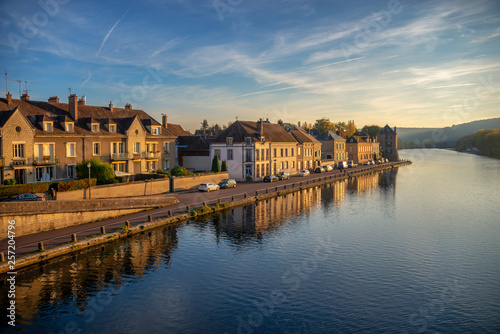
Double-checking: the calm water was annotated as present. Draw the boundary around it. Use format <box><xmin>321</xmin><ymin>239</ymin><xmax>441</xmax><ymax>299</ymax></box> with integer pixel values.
<box><xmin>1</xmin><ymin>149</ymin><xmax>499</xmax><ymax>333</ymax></box>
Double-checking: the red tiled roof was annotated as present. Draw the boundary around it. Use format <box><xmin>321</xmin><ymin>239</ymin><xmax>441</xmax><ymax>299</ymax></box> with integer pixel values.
<box><xmin>212</xmin><ymin>120</ymin><xmax>297</xmax><ymax>143</ymax></box>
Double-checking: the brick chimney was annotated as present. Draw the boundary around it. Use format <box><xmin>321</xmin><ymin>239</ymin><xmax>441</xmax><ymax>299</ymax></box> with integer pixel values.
<box><xmin>125</xmin><ymin>103</ymin><xmax>132</xmax><ymax>110</ymax></box>
<box><xmin>68</xmin><ymin>94</ymin><xmax>78</xmax><ymax>120</ymax></box>
<box><xmin>162</xmin><ymin>114</ymin><xmax>167</xmax><ymax>128</ymax></box>
<box><xmin>78</xmin><ymin>96</ymin><xmax>86</xmax><ymax>106</ymax></box>
<box><xmin>48</xmin><ymin>96</ymin><xmax>59</xmax><ymax>103</ymax></box>
<box><xmin>109</xmin><ymin>102</ymin><xmax>113</xmax><ymax>112</ymax></box>
<box><xmin>257</xmin><ymin>118</ymin><xmax>262</xmax><ymax>134</ymax></box>
<box><xmin>6</xmin><ymin>92</ymin><xmax>12</xmax><ymax>105</ymax></box>
<box><xmin>21</xmin><ymin>93</ymin><xmax>29</xmax><ymax>101</ymax></box>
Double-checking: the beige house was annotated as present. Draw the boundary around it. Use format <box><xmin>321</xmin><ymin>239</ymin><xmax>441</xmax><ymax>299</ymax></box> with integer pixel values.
<box><xmin>289</xmin><ymin>127</ymin><xmax>322</xmax><ymax>171</ymax></box>
<box><xmin>0</xmin><ymin>93</ymin><xmax>182</xmax><ymax>184</ymax></box>
<box><xmin>346</xmin><ymin>131</ymin><xmax>378</xmax><ymax>164</ymax></box>
<box><xmin>313</xmin><ymin>130</ymin><xmax>347</xmax><ymax>163</ymax></box>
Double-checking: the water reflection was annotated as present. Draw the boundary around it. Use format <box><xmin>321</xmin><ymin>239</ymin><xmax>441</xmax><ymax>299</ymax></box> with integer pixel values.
<box><xmin>0</xmin><ymin>170</ymin><xmax>398</xmax><ymax>333</ymax></box>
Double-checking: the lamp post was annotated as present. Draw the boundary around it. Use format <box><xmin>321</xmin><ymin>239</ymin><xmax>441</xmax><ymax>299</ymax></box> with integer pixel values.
<box><xmin>87</xmin><ymin>162</ymin><xmax>91</xmax><ymax>199</ymax></box>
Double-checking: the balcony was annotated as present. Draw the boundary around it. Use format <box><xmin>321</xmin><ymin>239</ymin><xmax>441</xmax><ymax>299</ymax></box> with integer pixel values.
<box><xmin>143</xmin><ymin>151</ymin><xmax>162</xmax><ymax>159</ymax></box>
<box><xmin>33</xmin><ymin>156</ymin><xmax>59</xmax><ymax>165</ymax></box>
<box><xmin>111</xmin><ymin>153</ymin><xmax>132</xmax><ymax>160</ymax></box>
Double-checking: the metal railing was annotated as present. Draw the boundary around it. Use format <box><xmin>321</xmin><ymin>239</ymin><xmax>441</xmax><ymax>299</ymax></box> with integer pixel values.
<box><xmin>111</xmin><ymin>153</ymin><xmax>132</xmax><ymax>160</ymax></box>
<box><xmin>143</xmin><ymin>152</ymin><xmax>162</xmax><ymax>159</ymax></box>
<box><xmin>33</xmin><ymin>156</ymin><xmax>59</xmax><ymax>165</ymax></box>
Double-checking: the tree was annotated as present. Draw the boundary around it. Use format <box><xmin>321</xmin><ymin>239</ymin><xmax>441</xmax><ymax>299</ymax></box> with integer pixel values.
<box><xmin>335</xmin><ymin>121</ymin><xmax>347</xmax><ymax>131</ymax></box>
<box><xmin>361</xmin><ymin>125</ymin><xmax>382</xmax><ymax>138</ymax></box>
<box><xmin>221</xmin><ymin>159</ymin><xmax>227</xmax><ymax>171</ymax></box>
<box><xmin>201</xmin><ymin>119</ymin><xmax>209</xmax><ymax>132</ymax></box>
<box><xmin>314</xmin><ymin>118</ymin><xmax>335</xmax><ymax>134</ymax></box>
<box><xmin>170</xmin><ymin>166</ymin><xmax>193</xmax><ymax>176</ymax></box>
<box><xmin>77</xmin><ymin>159</ymin><xmax>115</xmax><ymax>185</ymax></box>
<box><xmin>278</xmin><ymin>119</ymin><xmax>284</xmax><ymax>127</ymax></box>
<box><xmin>297</xmin><ymin>121</ymin><xmax>302</xmax><ymax>127</ymax></box>
<box><xmin>211</xmin><ymin>153</ymin><xmax>221</xmax><ymax>172</ymax></box>
<box><xmin>346</xmin><ymin>120</ymin><xmax>356</xmax><ymax>137</ymax></box>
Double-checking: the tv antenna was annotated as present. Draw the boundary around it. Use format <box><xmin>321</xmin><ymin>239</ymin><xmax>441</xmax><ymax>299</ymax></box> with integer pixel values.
<box><xmin>4</xmin><ymin>70</ymin><xmax>22</xmax><ymax>94</ymax></box>
<box><xmin>68</xmin><ymin>87</ymin><xmax>72</xmax><ymax>95</ymax></box>
<box><xmin>12</xmin><ymin>80</ymin><xmax>23</xmax><ymax>98</ymax></box>
<box><xmin>23</xmin><ymin>80</ymin><xmax>39</xmax><ymax>95</ymax></box>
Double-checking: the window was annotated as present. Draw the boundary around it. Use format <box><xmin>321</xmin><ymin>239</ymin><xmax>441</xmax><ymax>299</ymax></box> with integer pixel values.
<box><xmin>298</xmin><ymin>147</ymin><xmax>301</xmax><ymax>155</ymax></box>
<box><xmin>281</xmin><ymin>162</ymin><xmax>284</xmax><ymax>169</ymax></box>
<box><xmin>112</xmin><ymin>142</ymin><xmax>125</xmax><ymax>154</ymax></box>
<box><xmin>285</xmin><ymin>161</ymin><xmax>288</xmax><ymax>169</ymax></box>
<box><xmin>281</xmin><ymin>149</ymin><xmax>283</xmax><ymax>157</ymax></box>
<box><xmin>266</xmin><ymin>149</ymin><xmax>269</xmax><ymax>158</ymax></box>
<box><xmin>292</xmin><ymin>161</ymin><xmax>295</xmax><ymax>169</ymax></box>
<box><xmin>113</xmin><ymin>162</ymin><xmax>127</xmax><ymax>172</ymax></box>
<box><xmin>92</xmin><ymin>124</ymin><xmax>99</xmax><ymax>132</ymax></box>
<box><xmin>109</xmin><ymin>124</ymin><xmax>116</xmax><ymax>132</ymax></box>
<box><xmin>13</xmin><ymin>143</ymin><xmax>25</xmax><ymax>158</ymax></box>
<box><xmin>152</xmin><ymin>127</ymin><xmax>160</xmax><ymax>135</ymax></box>
<box><xmin>66</xmin><ymin>143</ymin><xmax>76</xmax><ymax>157</ymax></box>
<box><xmin>37</xmin><ymin>166</ymin><xmax>54</xmax><ymax>181</ymax></box>
<box><xmin>36</xmin><ymin>167</ymin><xmax>43</xmax><ymax>181</ymax></box>
<box><xmin>228</xmin><ymin>149</ymin><xmax>233</xmax><ymax>160</ymax></box>
<box><xmin>44</xmin><ymin>122</ymin><xmax>52</xmax><ymax>131</ymax></box>
<box><xmin>163</xmin><ymin>142</ymin><xmax>169</xmax><ymax>152</ymax></box>
<box><xmin>274</xmin><ymin>149</ymin><xmax>277</xmax><ymax>157</ymax></box>
<box><xmin>226</xmin><ymin>137</ymin><xmax>233</xmax><ymax>145</ymax></box>
<box><xmin>246</xmin><ymin>137</ymin><xmax>251</xmax><ymax>145</ymax></box>
<box><xmin>67</xmin><ymin>165</ymin><xmax>76</xmax><ymax>178</ymax></box>
<box><xmin>163</xmin><ymin>159</ymin><xmax>170</xmax><ymax>170</ymax></box>
<box><xmin>134</xmin><ymin>142</ymin><xmax>140</xmax><ymax>154</ymax></box>
<box><xmin>215</xmin><ymin>149</ymin><xmax>221</xmax><ymax>159</ymax></box>
<box><xmin>245</xmin><ymin>150</ymin><xmax>252</xmax><ymax>162</ymax></box>
<box><xmin>285</xmin><ymin>149</ymin><xmax>288</xmax><ymax>157</ymax></box>
<box><xmin>66</xmin><ymin>123</ymin><xmax>73</xmax><ymax>132</ymax></box>
<box><xmin>93</xmin><ymin>142</ymin><xmax>101</xmax><ymax>156</ymax></box>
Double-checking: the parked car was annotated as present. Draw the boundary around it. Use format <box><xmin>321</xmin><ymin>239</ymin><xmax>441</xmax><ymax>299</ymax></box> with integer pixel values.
<box><xmin>347</xmin><ymin>160</ymin><xmax>358</xmax><ymax>168</ymax></box>
<box><xmin>314</xmin><ymin>167</ymin><xmax>326</xmax><ymax>173</ymax></box>
<box><xmin>324</xmin><ymin>165</ymin><xmax>334</xmax><ymax>172</ymax></box>
<box><xmin>263</xmin><ymin>175</ymin><xmax>278</xmax><ymax>182</ymax></box>
<box><xmin>11</xmin><ymin>193</ymin><xmax>45</xmax><ymax>201</ymax></box>
<box><xmin>277</xmin><ymin>172</ymin><xmax>290</xmax><ymax>180</ymax></box>
<box><xmin>363</xmin><ymin>161</ymin><xmax>370</xmax><ymax>165</ymax></box>
<box><xmin>338</xmin><ymin>161</ymin><xmax>347</xmax><ymax>169</ymax></box>
<box><xmin>298</xmin><ymin>170</ymin><xmax>310</xmax><ymax>177</ymax></box>
<box><xmin>219</xmin><ymin>179</ymin><xmax>237</xmax><ymax>189</ymax></box>
<box><xmin>198</xmin><ymin>183</ymin><xmax>220</xmax><ymax>192</ymax></box>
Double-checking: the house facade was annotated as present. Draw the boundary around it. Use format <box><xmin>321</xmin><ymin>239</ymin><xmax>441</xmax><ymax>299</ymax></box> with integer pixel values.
<box><xmin>289</xmin><ymin>127</ymin><xmax>322</xmax><ymax>171</ymax></box>
<box><xmin>377</xmin><ymin>124</ymin><xmax>399</xmax><ymax>161</ymax></box>
<box><xmin>0</xmin><ymin>93</ymin><xmax>181</xmax><ymax>184</ymax></box>
<box><xmin>346</xmin><ymin>131</ymin><xmax>378</xmax><ymax>164</ymax></box>
<box><xmin>210</xmin><ymin>120</ymin><xmax>307</xmax><ymax>181</ymax></box>
<box><xmin>314</xmin><ymin>130</ymin><xmax>347</xmax><ymax>162</ymax></box>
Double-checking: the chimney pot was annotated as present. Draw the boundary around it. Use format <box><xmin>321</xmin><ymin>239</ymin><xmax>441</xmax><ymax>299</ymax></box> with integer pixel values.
<box><xmin>6</xmin><ymin>92</ymin><xmax>12</xmax><ymax>105</ymax></box>
<box><xmin>162</xmin><ymin>115</ymin><xmax>168</xmax><ymax>128</ymax></box>
<box><xmin>21</xmin><ymin>93</ymin><xmax>29</xmax><ymax>101</ymax></box>
<box><xmin>78</xmin><ymin>96</ymin><xmax>86</xmax><ymax>106</ymax></box>
<box><xmin>109</xmin><ymin>101</ymin><xmax>113</xmax><ymax>112</ymax></box>
<box><xmin>125</xmin><ymin>103</ymin><xmax>132</xmax><ymax>110</ymax></box>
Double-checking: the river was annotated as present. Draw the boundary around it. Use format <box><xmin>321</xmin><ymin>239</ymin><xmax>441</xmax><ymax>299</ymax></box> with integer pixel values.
<box><xmin>1</xmin><ymin>149</ymin><xmax>499</xmax><ymax>333</ymax></box>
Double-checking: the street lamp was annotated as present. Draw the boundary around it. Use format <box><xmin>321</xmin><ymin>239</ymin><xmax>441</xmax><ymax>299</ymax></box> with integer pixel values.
<box><xmin>87</xmin><ymin>162</ymin><xmax>91</xmax><ymax>199</ymax></box>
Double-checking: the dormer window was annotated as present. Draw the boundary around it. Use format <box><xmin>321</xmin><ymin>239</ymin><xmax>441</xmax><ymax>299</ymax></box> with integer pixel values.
<box><xmin>246</xmin><ymin>137</ymin><xmax>251</xmax><ymax>146</ymax></box>
<box><xmin>261</xmin><ymin>136</ymin><xmax>265</xmax><ymax>142</ymax></box>
<box><xmin>44</xmin><ymin>122</ymin><xmax>52</xmax><ymax>131</ymax></box>
<box><xmin>92</xmin><ymin>124</ymin><xmax>99</xmax><ymax>132</ymax></box>
<box><xmin>66</xmin><ymin>123</ymin><xmax>74</xmax><ymax>132</ymax></box>
<box><xmin>152</xmin><ymin>126</ymin><xmax>160</xmax><ymax>135</ymax></box>
<box><xmin>109</xmin><ymin>124</ymin><xmax>116</xmax><ymax>133</ymax></box>
<box><xmin>226</xmin><ymin>137</ymin><xmax>233</xmax><ymax>145</ymax></box>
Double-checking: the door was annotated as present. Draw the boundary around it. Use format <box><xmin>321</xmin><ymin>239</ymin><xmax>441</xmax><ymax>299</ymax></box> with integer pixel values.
<box><xmin>15</xmin><ymin>169</ymin><xmax>25</xmax><ymax>184</ymax></box>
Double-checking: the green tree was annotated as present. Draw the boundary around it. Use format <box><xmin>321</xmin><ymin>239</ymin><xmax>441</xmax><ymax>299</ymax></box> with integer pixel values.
<box><xmin>221</xmin><ymin>159</ymin><xmax>227</xmax><ymax>171</ymax></box>
<box><xmin>297</xmin><ymin>121</ymin><xmax>302</xmax><ymax>127</ymax></box>
<box><xmin>335</xmin><ymin>121</ymin><xmax>347</xmax><ymax>131</ymax></box>
<box><xmin>201</xmin><ymin>119</ymin><xmax>209</xmax><ymax>132</ymax></box>
<box><xmin>170</xmin><ymin>166</ymin><xmax>193</xmax><ymax>176</ymax></box>
<box><xmin>211</xmin><ymin>153</ymin><xmax>221</xmax><ymax>172</ymax></box>
<box><xmin>361</xmin><ymin>125</ymin><xmax>382</xmax><ymax>137</ymax></box>
<box><xmin>77</xmin><ymin>159</ymin><xmax>115</xmax><ymax>185</ymax></box>
<box><xmin>278</xmin><ymin>119</ymin><xmax>284</xmax><ymax>126</ymax></box>
<box><xmin>314</xmin><ymin>118</ymin><xmax>335</xmax><ymax>134</ymax></box>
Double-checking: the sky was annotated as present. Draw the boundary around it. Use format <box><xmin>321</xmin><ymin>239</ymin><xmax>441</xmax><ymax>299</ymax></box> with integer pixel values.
<box><xmin>1</xmin><ymin>0</ymin><xmax>499</xmax><ymax>132</ymax></box>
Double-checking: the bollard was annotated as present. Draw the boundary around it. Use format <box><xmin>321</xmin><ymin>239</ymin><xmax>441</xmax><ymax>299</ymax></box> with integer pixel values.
<box><xmin>71</xmin><ymin>233</ymin><xmax>77</xmax><ymax>242</ymax></box>
<box><xmin>125</xmin><ymin>221</ymin><xmax>130</xmax><ymax>228</ymax></box>
<box><xmin>38</xmin><ymin>242</ymin><xmax>44</xmax><ymax>251</ymax></box>
<box><xmin>101</xmin><ymin>226</ymin><xmax>106</xmax><ymax>234</ymax></box>
<box><xmin>148</xmin><ymin>214</ymin><xmax>152</xmax><ymax>222</ymax></box>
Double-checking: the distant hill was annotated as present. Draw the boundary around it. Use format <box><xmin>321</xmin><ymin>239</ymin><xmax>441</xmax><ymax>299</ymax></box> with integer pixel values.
<box><xmin>398</xmin><ymin>118</ymin><xmax>500</xmax><ymax>147</ymax></box>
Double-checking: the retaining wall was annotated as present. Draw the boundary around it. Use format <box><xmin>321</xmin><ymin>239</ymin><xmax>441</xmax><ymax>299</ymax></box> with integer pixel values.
<box><xmin>171</xmin><ymin>172</ymin><xmax>229</xmax><ymax>192</ymax></box>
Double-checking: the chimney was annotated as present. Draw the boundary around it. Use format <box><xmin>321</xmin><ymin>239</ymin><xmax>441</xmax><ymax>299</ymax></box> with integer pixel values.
<box><xmin>6</xmin><ymin>92</ymin><xmax>12</xmax><ymax>105</ymax></box>
<box><xmin>109</xmin><ymin>101</ymin><xmax>113</xmax><ymax>112</ymax></box>
<box><xmin>78</xmin><ymin>96</ymin><xmax>86</xmax><ymax>106</ymax></box>
<box><xmin>48</xmin><ymin>96</ymin><xmax>59</xmax><ymax>103</ymax></box>
<box><xmin>125</xmin><ymin>103</ymin><xmax>132</xmax><ymax>110</ymax></box>
<box><xmin>394</xmin><ymin>126</ymin><xmax>397</xmax><ymax>133</ymax></box>
<box><xmin>162</xmin><ymin>114</ymin><xmax>167</xmax><ymax>128</ymax></box>
<box><xmin>21</xmin><ymin>93</ymin><xmax>29</xmax><ymax>101</ymax></box>
<box><xmin>68</xmin><ymin>94</ymin><xmax>78</xmax><ymax>120</ymax></box>
<box><xmin>257</xmin><ymin>118</ymin><xmax>262</xmax><ymax>134</ymax></box>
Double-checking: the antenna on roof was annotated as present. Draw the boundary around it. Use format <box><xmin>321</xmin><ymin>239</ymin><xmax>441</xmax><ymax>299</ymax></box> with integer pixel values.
<box><xmin>23</xmin><ymin>80</ymin><xmax>39</xmax><ymax>95</ymax></box>
<box><xmin>68</xmin><ymin>87</ymin><xmax>72</xmax><ymax>95</ymax></box>
<box><xmin>4</xmin><ymin>70</ymin><xmax>22</xmax><ymax>94</ymax></box>
<box><xmin>13</xmin><ymin>80</ymin><xmax>23</xmax><ymax>98</ymax></box>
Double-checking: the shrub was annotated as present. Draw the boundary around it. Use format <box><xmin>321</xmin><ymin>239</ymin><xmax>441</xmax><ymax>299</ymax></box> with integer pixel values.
<box><xmin>0</xmin><ymin>182</ymin><xmax>51</xmax><ymax>198</ymax></box>
<box><xmin>3</xmin><ymin>179</ymin><xmax>15</xmax><ymax>186</ymax></box>
<box><xmin>211</xmin><ymin>153</ymin><xmax>220</xmax><ymax>172</ymax></box>
<box><xmin>134</xmin><ymin>173</ymin><xmax>167</xmax><ymax>181</ymax></box>
<box><xmin>221</xmin><ymin>159</ymin><xmax>227</xmax><ymax>172</ymax></box>
<box><xmin>170</xmin><ymin>166</ymin><xmax>193</xmax><ymax>177</ymax></box>
<box><xmin>56</xmin><ymin>179</ymin><xmax>97</xmax><ymax>192</ymax></box>
<box><xmin>76</xmin><ymin>159</ymin><xmax>115</xmax><ymax>185</ymax></box>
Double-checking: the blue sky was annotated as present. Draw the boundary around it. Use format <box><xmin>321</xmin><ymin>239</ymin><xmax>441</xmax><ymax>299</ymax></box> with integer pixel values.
<box><xmin>1</xmin><ymin>0</ymin><xmax>499</xmax><ymax>131</ymax></box>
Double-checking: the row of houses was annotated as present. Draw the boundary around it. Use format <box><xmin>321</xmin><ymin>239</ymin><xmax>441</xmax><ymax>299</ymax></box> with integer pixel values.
<box><xmin>0</xmin><ymin>92</ymin><xmax>398</xmax><ymax>184</ymax></box>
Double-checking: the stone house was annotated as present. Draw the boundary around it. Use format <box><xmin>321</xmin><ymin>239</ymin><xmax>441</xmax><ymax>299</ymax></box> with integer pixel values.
<box><xmin>0</xmin><ymin>93</ymin><xmax>185</xmax><ymax>184</ymax></box>
<box><xmin>313</xmin><ymin>130</ymin><xmax>347</xmax><ymax>162</ymax></box>
<box><xmin>346</xmin><ymin>131</ymin><xmax>379</xmax><ymax>164</ymax></box>
<box><xmin>377</xmin><ymin>124</ymin><xmax>399</xmax><ymax>161</ymax></box>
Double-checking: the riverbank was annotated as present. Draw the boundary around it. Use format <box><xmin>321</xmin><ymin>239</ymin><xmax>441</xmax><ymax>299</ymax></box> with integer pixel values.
<box><xmin>0</xmin><ymin>161</ymin><xmax>411</xmax><ymax>274</ymax></box>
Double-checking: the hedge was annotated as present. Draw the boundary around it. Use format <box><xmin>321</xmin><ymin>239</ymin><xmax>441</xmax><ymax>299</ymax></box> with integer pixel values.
<box><xmin>134</xmin><ymin>173</ymin><xmax>168</xmax><ymax>181</ymax></box>
<box><xmin>56</xmin><ymin>178</ymin><xmax>97</xmax><ymax>192</ymax></box>
<box><xmin>0</xmin><ymin>182</ymin><xmax>52</xmax><ymax>198</ymax></box>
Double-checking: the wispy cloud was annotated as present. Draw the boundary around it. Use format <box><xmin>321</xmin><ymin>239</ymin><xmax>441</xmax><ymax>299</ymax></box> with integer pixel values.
<box><xmin>96</xmin><ymin>9</ymin><xmax>130</xmax><ymax>56</ymax></box>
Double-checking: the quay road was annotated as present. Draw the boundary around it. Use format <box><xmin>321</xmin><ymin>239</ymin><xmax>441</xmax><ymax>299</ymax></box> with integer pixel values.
<box><xmin>1</xmin><ymin>162</ymin><xmax>398</xmax><ymax>257</ymax></box>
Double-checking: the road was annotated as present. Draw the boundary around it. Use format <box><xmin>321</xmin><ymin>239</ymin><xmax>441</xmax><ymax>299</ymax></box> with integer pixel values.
<box><xmin>0</xmin><ymin>163</ymin><xmax>394</xmax><ymax>256</ymax></box>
